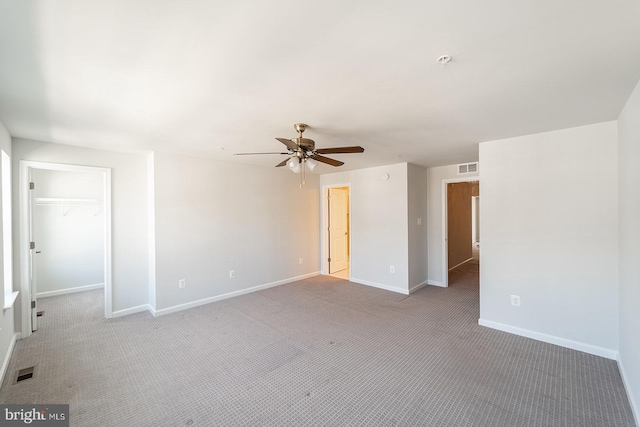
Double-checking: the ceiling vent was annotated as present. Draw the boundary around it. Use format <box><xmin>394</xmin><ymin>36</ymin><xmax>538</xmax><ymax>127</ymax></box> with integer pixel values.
<box><xmin>458</xmin><ymin>162</ymin><xmax>478</xmax><ymax>175</ymax></box>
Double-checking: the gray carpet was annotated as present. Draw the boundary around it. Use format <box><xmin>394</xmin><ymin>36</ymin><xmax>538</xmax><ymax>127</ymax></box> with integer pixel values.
<box><xmin>448</xmin><ymin>257</ymin><xmax>480</xmax><ymax>290</ymax></box>
<box><xmin>0</xmin><ymin>274</ymin><xmax>635</xmax><ymax>426</ymax></box>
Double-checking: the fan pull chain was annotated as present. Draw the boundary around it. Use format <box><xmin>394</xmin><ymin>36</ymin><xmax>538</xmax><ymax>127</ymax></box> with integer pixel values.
<box><xmin>302</xmin><ymin>158</ymin><xmax>306</xmax><ymax>187</ymax></box>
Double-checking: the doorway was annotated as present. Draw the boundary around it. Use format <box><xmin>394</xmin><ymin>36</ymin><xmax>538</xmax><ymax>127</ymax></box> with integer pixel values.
<box><xmin>19</xmin><ymin>161</ymin><xmax>112</xmax><ymax>338</ymax></box>
<box><xmin>324</xmin><ymin>185</ymin><xmax>350</xmax><ymax>279</ymax></box>
<box><xmin>442</xmin><ymin>178</ymin><xmax>479</xmax><ymax>287</ymax></box>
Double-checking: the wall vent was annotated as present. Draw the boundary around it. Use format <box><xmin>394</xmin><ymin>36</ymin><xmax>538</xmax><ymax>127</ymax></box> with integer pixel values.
<box><xmin>458</xmin><ymin>162</ymin><xmax>478</xmax><ymax>175</ymax></box>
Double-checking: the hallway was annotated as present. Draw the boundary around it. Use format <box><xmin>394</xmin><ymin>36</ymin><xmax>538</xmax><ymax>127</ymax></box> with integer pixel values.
<box><xmin>448</xmin><ymin>248</ymin><xmax>479</xmax><ymax>290</ymax></box>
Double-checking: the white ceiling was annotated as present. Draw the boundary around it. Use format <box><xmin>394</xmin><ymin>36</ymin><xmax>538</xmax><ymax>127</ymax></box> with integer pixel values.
<box><xmin>1</xmin><ymin>0</ymin><xmax>639</xmax><ymax>172</ymax></box>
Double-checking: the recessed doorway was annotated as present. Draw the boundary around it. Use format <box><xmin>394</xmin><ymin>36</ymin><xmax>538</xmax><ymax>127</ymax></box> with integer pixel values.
<box><xmin>19</xmin><ymin>161</ymin><xmax>112</xmax><ymax>338</ymax></box>
<box><xmin>442</xmin><ymin>179</ymin><xmax>479</xmax><ymax>288</ymax></box>
<box><xmin>323</xmin><ymin>185</ymin><xmax>350</xmax><ymax>279</ymax></box>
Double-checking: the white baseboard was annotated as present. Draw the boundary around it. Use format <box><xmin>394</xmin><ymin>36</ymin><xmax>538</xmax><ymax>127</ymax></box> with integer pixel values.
<box><xmin>448</xmin><ymin>257</ymin><xmax>473</xmax><ymax>271</ymax></box>
<box><xmin>617</xmin><ymin>355</ymin><xmax>640</xmax><ymax>426</ymax></box>
<box><xmin>38</xmin><ymin>283</ymin><xmax>104</xmax><ymax>298</ymax></box>
<box><xmin>427</xmin><ymin>280</ymin><xmax>445</xmax><ymax>288</ymax></box>
<box><xmin>350</xmin><ymin>277</ymin><xmax>408</xmax><ymax>295</ymax></box>
<box><xmin>112</xmin><ymin>304</ymin><xmax>152</xmax><ymax>318</ymax></box>
<box><xmin>478</xmin><ymin>318</ymin><xmax>618</xmax><ymax>360</ymax></box>
<box><xmin>409</xmin><ymin>280</ymin><xmax>428</xmax><ymax>294</ymax></box>
<box><xmin>0</xmin><ymin>332</ymin><xmax>19</xmax><ymax>387</ymax></box>
<box><xmin>153</xmin><ymin>272</ymin><xmax>320</xmax><ymax>317</ymax></box>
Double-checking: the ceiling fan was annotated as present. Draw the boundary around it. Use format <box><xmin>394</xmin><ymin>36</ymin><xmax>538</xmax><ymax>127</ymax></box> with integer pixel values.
<box><xmin>234</xmin><ymin>123</ymin><xmax>365</xmax><ymax>187</ymax></box>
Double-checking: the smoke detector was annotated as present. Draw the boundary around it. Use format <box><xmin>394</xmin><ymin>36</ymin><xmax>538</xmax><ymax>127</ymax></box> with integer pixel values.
<box><xmin>437</xmin><ymin>55</ymin><xmax>452</xmax><ymax>64</ymax></box>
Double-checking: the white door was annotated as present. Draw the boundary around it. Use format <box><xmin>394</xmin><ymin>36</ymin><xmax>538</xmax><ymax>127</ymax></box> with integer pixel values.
<box><xmin>329</xmin><ymin>187</ymin><xmax>349</xmax><ymax>273</ymax></box>
<box><xmin>28</xmin><ymin>174</ymin><xmax>38</xmax><ymax>331</ymax></box>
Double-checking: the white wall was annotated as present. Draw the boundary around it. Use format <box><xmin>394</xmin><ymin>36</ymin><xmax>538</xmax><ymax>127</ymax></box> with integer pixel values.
<box><xmin>152</xmin><ymin>152</ymin><xmax>320</xmax><ymax>313</ymax></box>
<box><xmin>478</xmin><ymin>121</ymin><xmax>619</xmax><ymax>357</ymax></box>
<box><xmin>12</xmin><ymin>139</ymin><xmax>148</xmax><ymax>315</ymax></box>
<box><xmin>472</xmin><ymin>196</ymin><xmax>480</xmax><ymax>243</ymax></box>
<box><xmin>618</xmin><ymin>78</ymin><xmax>640</xmax><ymax>422</ymax></box>
<box><xmin>320</xmin><ymin>163</ymin><xmax>409</xmax><ymax>294</ymax></box>
<box><xmin>147</xmin><ymin>153</ymin><xmax>156</xmax><ymax>311</ymax></box>
<box><xmin>32</xmin><ymin>169</ymin><xmax>104</xmax><ymax>295</ymax></box>
<box><xmin>426</xmin><ymin>164</ymin><xmax>478</xmax><ymax>286</ymax></box>
<box><xmin>407</xmin><ymin>164</ymin><xmax>428</xmax><ymax>292</ymax></box>
<box><xmin>0</xmin><ymin>119</ymin><xmax>16</xmax><ymax>385</ymax></box>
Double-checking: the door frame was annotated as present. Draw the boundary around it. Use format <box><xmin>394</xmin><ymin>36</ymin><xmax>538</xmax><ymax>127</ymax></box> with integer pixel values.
<box><xmin>441</xmin><ymin>177</ymin><xmax>479</xmax><ymax>287</ymax></box>
<box><xmin>321</xmin><ymin>183</ymin><xmax>351</xmax><ymax>277</ymax></box>
<box><xmin>19</xmin><ymin>160</ymin><xmax>113</xmax><ymax>338</ymax></box>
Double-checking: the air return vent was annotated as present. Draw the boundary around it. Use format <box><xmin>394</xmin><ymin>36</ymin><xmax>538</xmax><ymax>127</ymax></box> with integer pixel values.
<box><xmin>458</xmin><ymin>162</ymin><xmax>478</xmax><ymax>175</ymax></box>
<box><xmin>14</xmin><ymin>366</ymin><xmax>35</xmax><ymax>383</ymax></box>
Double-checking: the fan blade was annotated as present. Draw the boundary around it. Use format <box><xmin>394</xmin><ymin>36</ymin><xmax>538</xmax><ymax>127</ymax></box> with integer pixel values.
<box><xmin>234</xmin><ymin>152</ymin><xmax>289</xmax><ymax>155</ymax></box>
<box><xmin>276</xmin><ymin>137</ymin><xmax>299</xmax><ymax>151</ymax></box>
<box><xmin>315</xmin><ymin>146</ymin><xmax>364</xmax><ymax>154</ymax></box>
<box><xmin>313</xmin><ymin>154</ymin><xmax>344</xmax><ymax>167</ymax></box>
<box><xmin>275</xmin><ymin>158</ymin><xmax>290</xmax><ymax>167</ymax></box>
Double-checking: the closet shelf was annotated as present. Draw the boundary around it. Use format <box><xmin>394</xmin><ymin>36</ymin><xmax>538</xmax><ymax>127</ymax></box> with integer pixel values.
<box><xmin>35</xmin><ymin>198</ymin><xmax>98</xmax><ymax>206</ymax></box>
<box><xmin>34</xmin><ymin>198</ymin><xmax>102</xmax><ymax>216</ymax></box>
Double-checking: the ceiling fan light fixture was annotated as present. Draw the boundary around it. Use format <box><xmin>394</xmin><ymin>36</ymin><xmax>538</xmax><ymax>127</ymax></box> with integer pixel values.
<box><xmin>306</xmin><ymin>158</ymin><xmax>318</xmax><ymax>171</ymax></box>
<box><xmin>287</xmin><ymin>158</ymin><xmax>301</xmax><ymax>173</ymax></box>
<box><xmin>234</xmin><ymin>123</ymin><xmax>364</xmax><ymax>187</ymax></box>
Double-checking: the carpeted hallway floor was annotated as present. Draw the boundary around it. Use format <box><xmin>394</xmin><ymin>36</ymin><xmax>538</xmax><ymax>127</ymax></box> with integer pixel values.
<box><xmin>448</xmin><ymin>258</ymin><xmax>479</xmax><ymax>290</ymax></box>
<box><xmin>0</xmin><ymin>275</ymin><xmax>634</xmax><ymax>426</ymax></box>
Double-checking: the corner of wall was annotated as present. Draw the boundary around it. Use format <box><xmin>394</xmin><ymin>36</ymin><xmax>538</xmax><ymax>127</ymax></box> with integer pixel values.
<box><xmin>617</xmin><ymin>76</ymin><xmax>640</xmax><ymax>426</ymax></box>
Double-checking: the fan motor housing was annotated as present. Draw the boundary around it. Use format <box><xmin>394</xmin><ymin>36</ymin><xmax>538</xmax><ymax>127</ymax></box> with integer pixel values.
<box><xmin>295</xmin><ymin>138</ymin><xmax>315</xmax><ymax>152</ymax></box>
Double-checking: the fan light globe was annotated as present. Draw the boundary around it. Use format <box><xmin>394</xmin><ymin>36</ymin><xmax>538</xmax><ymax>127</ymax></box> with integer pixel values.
<box><xmin>287</xmin><ymin>158</ymin><xmax>301</xmax><ymax>173</ymax></box>
<box><xmin>306</xmin><ymin>158</ymin><xmax>318</xmax><ymax>171</ymax></box>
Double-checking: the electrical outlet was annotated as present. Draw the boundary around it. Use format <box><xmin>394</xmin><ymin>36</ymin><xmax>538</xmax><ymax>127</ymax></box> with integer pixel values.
<box><xmin>510</xmin><ymin>295</ymin><xmax>521</xmax><ymax>307</ymax></box>
<box><xmin>417</xmin><ymin>218</ymin><xmax>422</xmax><ymax>225</ymax></box>
<box><xmin>299</xmin><ymin>258</ymin><xmax>303</xmax><ymax>265</ymax></box>
<box><xmin>229</xmin><ymin>270</ymin><xmax>235</xmax><ymax>278</ymax></box>
<box><xmin>178</xmin><ymin>279</ymin><xmax>186</xmax><ymax>289</ymax></box>
<box><xmin>390</xmin><ymin>266</ymin><xmax>395</xmax><ymax>273</ymax></box>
